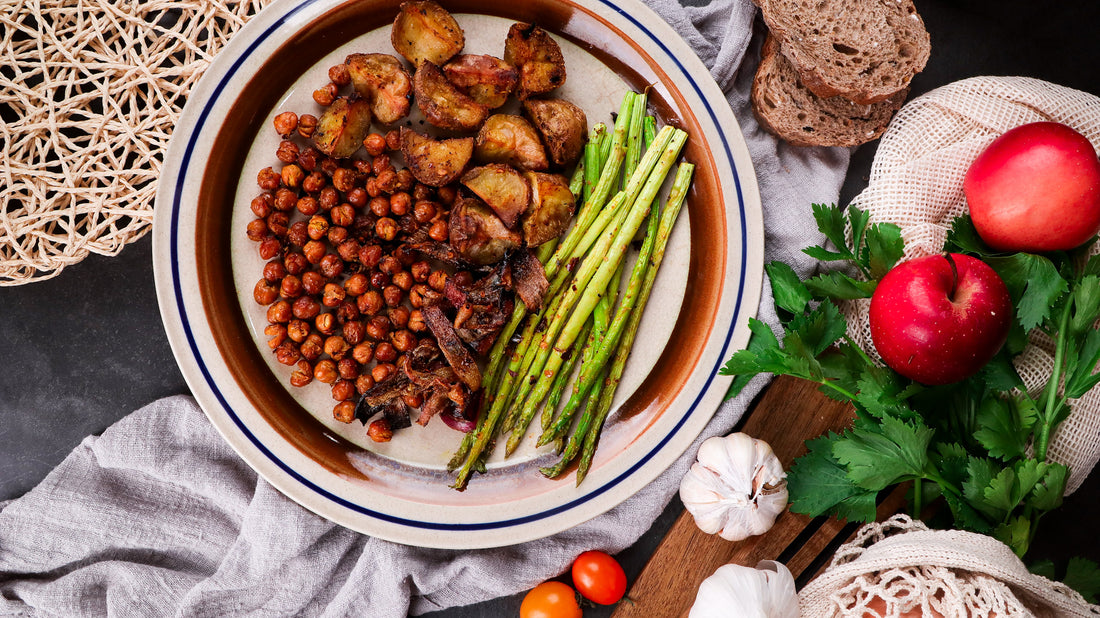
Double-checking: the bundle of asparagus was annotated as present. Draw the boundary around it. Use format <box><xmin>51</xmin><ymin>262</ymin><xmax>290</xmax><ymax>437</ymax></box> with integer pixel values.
<box><xmin>448</xmin><ymin>91</ymin><xmax>694</xmax><ymax>490</ymax></box>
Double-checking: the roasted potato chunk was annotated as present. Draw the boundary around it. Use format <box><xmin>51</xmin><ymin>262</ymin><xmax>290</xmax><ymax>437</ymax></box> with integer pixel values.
<box><xmin>311</xmin><ymin>96</ymin><xmax>372</xmax><ymax>158</ymax></box>
<box><xmin>461</xmin><ymin>164</ymin><xmax>530</xmax><ymax>228</ymax></box>
<box><xmin>414</xmin><ymin>61</ymin><xmax>489</xmax><ymax>132</ymax></box>
<box><xmin>523</xmin><ymin>98</ymin><xmax>588</xmax><ymax>168</ymax></box>
<box><xmin>443</xmin><ymin>54</ymin><xmax>519</xmax><ymax>109</ymax></box>
<box><xmin>474</xmin><ymin>114</ymin><xmax>549</xmax><ymax>171</ymax></box>
<box><xmin>400</xmin><ymin>127</ymin><xmax>474</xmax><ymax>187</ymax></box>
<box><xmin>449</xmin><ymin>196</ymin><xmax>522</xmax><ymax>266</ymax></box>
<box><xmin>503</xmin><ymin>23</ymin><xmax>567</xmax><ymax>100</ymax></box>
<box><xmin>523</xmin><ymin>172</ymin><xmax>575</xmax><ymax>247</ymax></box>
<box><xmin>345</xmin><ymin>53</ymin><xmax>412</xmax><ymax>124</ymax></box>
<box><xmin>391</xmin><ymin>0</ymin><xmax>464</xmax><ymax>67</ymax></box>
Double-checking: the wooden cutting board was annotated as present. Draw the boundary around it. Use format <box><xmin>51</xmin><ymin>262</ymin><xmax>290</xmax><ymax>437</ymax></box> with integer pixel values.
<box><xmin>612</xmin><ymin>375</ymin><xmax>906</xmax><ymax>618</ymax></box>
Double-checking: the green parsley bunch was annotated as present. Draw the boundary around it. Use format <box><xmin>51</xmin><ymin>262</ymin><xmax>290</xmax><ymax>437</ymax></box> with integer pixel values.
<box><xmin>722</xmin><ymin>204</ymin><xmax>1100</xmax><ymax>558</ymax></box>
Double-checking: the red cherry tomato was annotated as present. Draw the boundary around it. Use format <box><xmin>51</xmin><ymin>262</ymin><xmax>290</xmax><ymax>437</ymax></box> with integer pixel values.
<box><xmin>571</xmin><ymin>550</ymin><xmax>627</xmax><ymax>605</ymax></box>
<box><xmin>519</xmin><ymin>581</ymin><xmax>582</xmax><ymax>618</ymax></box>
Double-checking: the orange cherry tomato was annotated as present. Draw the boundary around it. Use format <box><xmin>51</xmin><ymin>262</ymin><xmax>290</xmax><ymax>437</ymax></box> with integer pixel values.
<box><xmin>571</xmin><ymin>550</ymin><xmax>627</xmax><ymax>605</ymax></box>
<box><xmin>519</xmin><ymin>581</ymin><xmax>582</xmax><ymax>618</ymax></box>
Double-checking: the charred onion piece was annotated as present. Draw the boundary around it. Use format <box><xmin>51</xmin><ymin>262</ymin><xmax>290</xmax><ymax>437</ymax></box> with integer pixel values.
<box><xmin>503</xmin><ymin>22</ymin><xmax>567</xmax><ymax>100</ymax></box>
<box><xmin>422</xmin><ymin>305</ymin><xmax>482</xmax><ymax>390</ymax></box>
<box><xmin>509</xmin><ymin>249</ymin><xmax>550</xmax><ymax>311</ymax></box>
<box><xmin>522</xmin><ymin>171</ymin><xmax>575</xmax><ymax>247</ymax></box>
<box><xmin>523</xmin><ymin>98</ymin><xmax>588</xmax><ymax>168</ymax></box>
<box><xmin>312</xmin><ymin>96</ymin><xmax>372</xmax><ymax>158</ymax></box>
<box><xmin>413</xmin><ymin>60</ymin><xmax>489</xmax><ymax>132</ymax></box>
<box><xmin>345</xmin><ymin>53</ymin><xmax>412</xmax><ymax>124</ymax></box>
<box><xmin>443</xmin><ymin>54</ymin><xmax>519</xmax><ymax>109</ymax></box>
<box><xmin>416</xmin><ymin>389</ymin><xmax>452</xmax><ymax>426</ymax></box>
<box><xmin>400</xmin><ymin>127</ymin><xmax>474</xmax><ymax>187</ymax></box>
<box><xmin>449</xmin><ymin>195</ymin><xmax>522</xmax><ymax>266</ymax></box>
<box><xmin>474</xmin><ymin>114</ymin><xmax>549</xmax><ymax>171</ymax></box>
<box><xmin>460</xmin><ymin>163</ymin><xmax>530</xmax><ymax>228</ymax></box>
<box><xmin>391</xmin><ymin>0</ymin><xmax>464</xmax><ymax>67</ymax></box>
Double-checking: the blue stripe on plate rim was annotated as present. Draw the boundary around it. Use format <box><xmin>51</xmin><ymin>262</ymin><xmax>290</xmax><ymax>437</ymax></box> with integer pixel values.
<box><xmin>169</xmin><ymin>0</ymin><xmax>749</xmax><ymax>532</ymax></box>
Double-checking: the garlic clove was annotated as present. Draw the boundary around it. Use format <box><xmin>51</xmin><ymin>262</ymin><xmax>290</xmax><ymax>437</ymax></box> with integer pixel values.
<box><xmin>679</xmin><ymin>433</ymin><xmax>788</xmax><ymax>541</ymax></box>
<box><xmin>688</xmin><ymin>560</ymin><xmax>799</xmax><ymax>618</ymax></box>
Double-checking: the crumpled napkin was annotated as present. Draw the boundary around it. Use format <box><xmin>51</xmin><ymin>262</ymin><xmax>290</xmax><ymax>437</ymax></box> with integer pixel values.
<box><xmin>0</xmin><ymin>0</ymin><xmax>849</xmax><ymax>615</ymax></box>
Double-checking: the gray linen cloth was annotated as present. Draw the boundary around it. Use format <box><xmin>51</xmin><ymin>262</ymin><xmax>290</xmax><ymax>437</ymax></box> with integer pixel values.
<box><xmin>0</xmin><ymin>0</ymin><xmax>849</xmax><ymax>615</ymax></box>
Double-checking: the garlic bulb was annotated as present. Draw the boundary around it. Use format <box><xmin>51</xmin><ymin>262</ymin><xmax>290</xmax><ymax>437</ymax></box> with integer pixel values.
<box><xmin>679</xmin><ymin>433</ymin><xmax>787</xmax><ymax>541</ymax></box>
<box><xmin>688</xmin><ymin>561</ymin><xmax>800</xmax><ymax>618</ymax></box>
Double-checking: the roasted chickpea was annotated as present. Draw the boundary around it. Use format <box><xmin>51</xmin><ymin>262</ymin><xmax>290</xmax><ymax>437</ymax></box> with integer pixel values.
<box><xmin>428</xmin><ymin>219</ymin><xmax>448</xmax><ymax>242</ymax></box>
<box><xmin>319</xmin><ymin>254</ymin><xmax>344</xmax><ymax>279</ymax></box>
<box><xmin>264</xmin><ymin>324</ymin><xmax>287</xmax><ymax>349</ymax></box>
<box><xmin>331</xmin><ymin>379</ymin><xmax>356</xmax><ymax>402</ymax></box>
<box><xmin>279</xmin><ymin>274</ymin><xmax>303</xmax><ymax>299</ymax></box>
<box><xmin>369</xmin><ymin>270</ymin><xmax>389</xmax><ymax>290</ymax></box>
<box><xmin>251</xmin><ymin>193</ymin><xmax>274</xmax><ymax>218</ymax></box>
<box><xmin>303</xmin><ymin>240</ymin><xmax>326</xmax><ymax>264</ymax></box>
<box><xmin>312</xmin><ymin>83</ymin><xmax>337</xmax><ymax>106</ymax></box>
<box><xmin>292</xmin><ymin>295</ymin><xmax>321</xmax><ymax>320</ymax></box>
<box><xmin>413</xmin><ymin>200</ymin><xmax>438</xmax><ymax>224</ymax></box>
<box><xmin>290</xmin><ymin>361</ymin><xmax>313</xmax><ymax>387</ymax></box>
<box><xmin>333</xmin><ymin>400</ymin><xmax>356</xmax><ymax>423</ymax></box>
<box><xmin>367</xmin><ymin>418</ymin><xmax>392</xmax><ymax>442</ymax></box>
<box><xmin>375</xmin><ymin>168</ymin><xmax>397</xmax><ymax>194</ymax></box>
<box><xmin>301</xmin><ymin>270</ymin><xmax>325</xmax><ymax>295</ymax></box>
<box><xmin>376</xmin><ymin>217</ymin><xmax>398</xmax><ymax>241</ymax></box>
<box><xmin>371</xmin><ymin>363</ymin><xmax>396</xmax><ymax>383</ymax></box>
<box><xmin>321</xmin><ymin>282</ymin><xmax>345</xmax><ymax>308</ymax></box>
<box><xmin>265</xmin><ymin>212</ymin><xmax>289</xmax><ymax>238</ymax></box>
<box><xmin>283</xmin><ymin>252</ymin><xmax>307</xmax><ymax>276</ymax></box>
<box><xmin>314</xmin><ymin>359</ymin><xmax>339</xmax><ymax>384</ymax></box>
<box><xmin>328</xmin><ymin>63</ymin><xmax>351</xmax><ymax>86</ymax></box>
<box><xmin>337</xmin><ymin>357</ymin><xmax>359</xmax><ymax>381</ymax></box>
<box><xmin>298</xmin><ymin>146</ymin><xmax>321</xmax><ymax>172</ymax></box>
<box><xmin>347</xmin><ymin>186</ymin><xmax>368</xmax><ymax>208</ymax></box>
<box><xmin>369</xmin><ymin>196</ymin><xmax>390</xmax><ymax>218</ymax></box>
<box><xmin>297</xmin><ymin>196</ymin><xmax>320</xmax><ymax>216</ymax></box>
<box><xmin>343</xmin><ymin>319</ymin><xmax>366</xmax><ymax>345</ymax></box>
<box><xmin>302</xmin><ymin>171</ymin><xmax>326</xmax><ymax>193</ymax></box>
<box><xmin>436</xmin><ymin>185</ymin><xmax>457</xmax><ymax>205</ymax></box>
<box><xmin>337</xmin><ymin>300</ymin><xmax>360</xmax><ymax>323</ymax></box>
<box><xmin>394</xmin><ymin>168</ymin><xmax>414</xmax><ymax>192</ymax></box>
<box><xmin>358</xmin><ymin>244</ymin><xmax>383</xmax><ymax>268</ymax></box>
<box><xmin>274</xmin><ymin>341</ymin><xmax>301</xmax><ymax>365</ymax></box>
<box><xmin>327</xmin><ymin>226</ymin><xmax>348</xmax><ymax>246</ymax></box>
<box><xmin>257</xmin><ymin>166</ymin><xmax>280</xmax><ymax>191</ymax></box>
<box><xmin>324</xmin><ymin>335</ymin><xmax>351</xmax><ymax>360</ymax></box>
<box><xmin>355</xmin><ymin>374</ymin><xmax>376</xmax><ymax>395</ymax></box>
<box><xmin>267</xmin><ymin>300</ymin><xmax>292</xmax><ymax>323</ymax></box>
<box><xmin>315</xmin><ymin>312</ymin><xmax>337</xmax><ymax>336</ymax></box>
<box><xmin>389</xmin><ymin>192</ymin><xmax>411</xmax><ymax>216</ymax></box>
<box><xmin>403</xmin><ymin>393</ymin><xmax>423</xmax><ymax>408</ymax></box>
<box><xmin>367</xmin><ymin>314</ymin><xmax>391</xmax><ymax>340</ymax></box>
<box><xmin>377</xmin><ymin>255</ymin><xmax>400</xmax><ymax>276</ymax></box>
<box><xmin>263</xmin><ymin>260</ymin><xmax>287</xmax><ymax>283</ymax></box>
<box><xmin>307</xmin><ymin>215</ymin><xmax>329</xmax><ymax>241</ymax></box>
<box><xmin>389</xmin><ymin>306</ymin><xmax>411</xmax><ymax>329</ymax></box>
<box><xmin>385</xmin><ymin>129</ymin><xmax>401</xmax><ymax>151</ymax></box>
<box><xmin>273</xmin><ymin>111</ymin><xmax>298</xmax><ymax>137</ymax></box>
<box><xmin>407</xmin><ymin>309</ymin><xmax>426</xmax><ymax>332</ymax></box>
<box><xmin>258</xmin><ymin>237</ymin><xmax>282</xmax><ymax>260</ymax></box>
<box><xmin>358</xmin><ymin>290</ymin><xmax>384</xmax><ymax>316</ymax></box>
<box><xmin>374</xmin><ymin>341</ymin><xmax>398</xmax><ymax>363</ymax></box>
<box><xmin>286</xmin><ymin>220</ymin><xmax>309</xmax><ymax>247</ymax></box>
<box><xmin>344</xmin><ymin>273</ymin><xmax>369</xmax><ymax>297</ymax></box>
<box><xmin>332</xmin><ymin>167</ymin><xmax>357</xmax><ymax>193</ymax></box>
<box><xmin>319</xmin><ymin>186</ymin><xmax>339</xmax><ymax>210</ymax></box>
<box><xmin>246</xmin><ymin>218</ymin><xmax>268</xmax><ymax>242</ymax></box>
<box><xmin>320</xmin><ymin>157</ymin><xmax>338</xmax><ymax>178</ymax></box>
<box><xmin>382</xmin><ymin>285</ymin><xmax>403</xmax><ymax>307</ymax></box>
<box><xmin>287</xmin><ymin>319</ymin><xmax>311</xmax><ymax>343</ymax></box>
<box><xmin>297</xmin><ymin>114</ymin><xmax>318</xmax><ymax>138</ymax></box>
<box><xmin>365</xmin><ymin>176</ymin><xmax>381</xmax><ymax>198</ymax></box>
<box><xmin>391</xmin><ymin>329</ymin><xmax>417</xmax><ymax>353</ymax></box>
<box><xmin>274</xmin><ymin>188</ymin><xmax>297</xmax><ymax>212</ymax></box>
<box><xmin>427</xmin><ymin>270</ymin><xmax>448</xmax><ymax>292</ymax></box>
<box><xmin>391</xmin><ymin>271</ymin><xmax>413</xmax><ymax>291</ymax></box>
<box><xmin>300</xmin><ymin>333</ymin><xmax>324</xmax><ymax>361</ymax></box>
<box><xmin>281</xmin><ymin>164</ymin><xmax>304</xmax><ymax>188</ymax></box>
<box><xmin>352</xmin><ymin>341</ymin><xmax>374</xmax><ymax>365</ymax></box>
<box><xmin>363</xmin><ymin>133</ymin><xmax>387</xmax><ymax>157</ymax></box>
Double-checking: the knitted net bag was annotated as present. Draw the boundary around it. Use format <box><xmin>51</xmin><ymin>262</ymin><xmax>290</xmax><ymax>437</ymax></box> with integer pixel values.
<box><xmin>841</xmin><ymin>76</ymin><xmax>1100</xmax><ymax>494</ymax></box>
<box><xmin>799</xmin><ymin>515</ymin><xmax>1100</xmax><ymax>617</ymax></box>
<box><xmin>0</xmin><ymin>0</ymin><xmax>270</xmax><ymax>285</ymax></box>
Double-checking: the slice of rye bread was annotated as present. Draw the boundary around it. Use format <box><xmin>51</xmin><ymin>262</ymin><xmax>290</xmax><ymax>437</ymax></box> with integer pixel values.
<box><xmin>752</xmin><ymin>35</ymin><xmax>907</xmax><ymax>148</ymax></box>
<box><xmin>754</xmin><ymin>0</ymin><xmax>930</xmax><ymax>105</ymax></box>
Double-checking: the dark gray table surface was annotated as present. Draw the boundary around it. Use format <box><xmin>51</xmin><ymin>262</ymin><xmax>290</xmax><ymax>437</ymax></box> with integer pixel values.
<box><xmin>3</xmin><ymin>0</ymin><xmax>1099</xmax><ymax>615</ymax></box>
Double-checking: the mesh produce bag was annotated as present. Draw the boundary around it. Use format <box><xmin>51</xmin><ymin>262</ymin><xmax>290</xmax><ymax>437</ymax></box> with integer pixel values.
<box><xmin>842</xmin><ymin>76</ymin><xmax>1100</xmax><ymax>494</ymax></box>
<box><xmin>0</xmin><ymin>0</ymin><xmax>270</xmax><ymax>285</ymax></box>
<box><xmin>799</xmin><ymin>515</ymin><xmax>1100</xmax><ymax>618</ymax></box>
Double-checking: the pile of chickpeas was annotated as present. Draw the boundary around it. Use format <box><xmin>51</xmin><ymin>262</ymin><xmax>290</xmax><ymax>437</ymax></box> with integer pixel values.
<box><xmin>246</xmin><ymin>97</ymin><xmax>473</xmax><ymax>441</ymax></box>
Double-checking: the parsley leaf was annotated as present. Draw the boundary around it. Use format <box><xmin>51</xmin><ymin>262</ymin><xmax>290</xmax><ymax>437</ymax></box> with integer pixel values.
<box><xmin>863</xmin><ymin>222</ymin><xmax>905</xmax><ymax>279</ymax></box>
<box><xmin>787</xmin><ymin>435</ymin><xmax>878</xmax><ymax>522</ymax></box>
<box><xmin>832</xmin><ymin>416</ymin><xmax>932</xmax><ymax>490</ymax></box>
<box><xmin>986</xmin><ymin>253</ymin><xmax>1068</xmax><ymax>330</ymax></box>
<box><xmin>973</xmin><ymin>394</ymin><xmax>1037</xmax><ymax>460</ymax></box>
<box><xmin>1069</xmin><ymin>275</ymin><xmax>1100</xmax><ymax>335</ymax></box>
<box><xmin>766</xmin><ymin>261</ymin><xmax>811</xmax><ymax>315</ymax></box>
<box><xmin>1065</xmin><ymin>328</ymin><xmax>1100</xmax><ymax>399</ymax></box>
<box><xmin>945</xmin><ymin>215</ymin><xmax>996</xmax><ymax>255</ymax></box>
<box><xmin>804</xmin><ymin>271</ymin><xmax>877</xmax><ymax>300</ymax></box>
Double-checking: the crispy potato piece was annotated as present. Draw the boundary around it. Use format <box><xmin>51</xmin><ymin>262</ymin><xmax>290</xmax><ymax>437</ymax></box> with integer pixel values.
<box><xmin>503</xmin><ymin>22</ymin><xmax>567</xmax><ymax>100</ymax></box>
<box><xmin>449</xmin><ymin>196</ymin><xmax>522</xmax><ymax>265</ymax></box>
<box><xmin>414</xmin><ymin>61</ymin><xmax>489</xmax><ymax>132</ymax></box>
<box><xmin>391</xmin><ymin>0</ymin><xmax>464</xmax><ymax>67</ymax></box>
<box><xmin>311</xmin><ymin>96</ymin><xmax>372</xmax><ymax>159</ymax></box>
<box><xmin>523</xmin><ymin>172</ymin><xmax>575</xmax><ymax>247</ymax></box>
<box><xmin>474</xmin><ymin>114</ymin><xmax>549</xmax><ymax>171</ymax></box>
<box><xmin>461</xmin><ymin>164</ymin><xmax>530</xmax><ymax>228</ymax></box>
<box><xmin>345</xmin><ymin>53</ymin><xmax>412</xmax><ymax>124</ymax></box>
<box><xmin>523</xmin><ymin>98</ymin><xmax>588</xmax><ymax>168</ymax></box>
<box><xmin>443</xmin><ymin>54</ymin><xmax>519</xmax><ymax>109</ymax></box>
<box><xmin>400</xmin><ymin>127</ymin><xmax>474</xmax><ymax>187</ymax></box>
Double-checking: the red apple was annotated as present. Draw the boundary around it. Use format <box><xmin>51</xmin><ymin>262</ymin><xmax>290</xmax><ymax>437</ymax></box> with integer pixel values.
<box><xmin>869</xmin><ymin>253</ymin><xmax>1012</xmax><ymax>385</ymax></box>
<box><xmin>964</xmin><ymin>121</ymin><xmax>1100</xmax><ymax>252</ymax></box>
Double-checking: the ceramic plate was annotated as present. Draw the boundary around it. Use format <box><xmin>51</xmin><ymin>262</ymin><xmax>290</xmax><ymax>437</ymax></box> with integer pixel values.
<box><xmin>153</xmin><ymin>0</ymin><xmax>763</xmax><ymax>549</ymax></box>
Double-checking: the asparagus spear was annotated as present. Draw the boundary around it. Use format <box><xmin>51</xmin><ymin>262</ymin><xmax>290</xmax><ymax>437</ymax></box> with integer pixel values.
<box><xmin>583</xmin><ymin>124</ymin><xmax>609</xmax><ymax>203</ymax></box>
<box><xmin>573</xmin><ymin>163</ymin><xmax>695</xmax><ymax>484</ymax></box>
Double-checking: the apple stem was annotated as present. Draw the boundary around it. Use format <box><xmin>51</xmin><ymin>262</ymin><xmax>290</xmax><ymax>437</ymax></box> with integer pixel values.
<box><xmin>943</xmin><ymin>253</ymin><xmax>960</xmax><ymax>302</ymax></box>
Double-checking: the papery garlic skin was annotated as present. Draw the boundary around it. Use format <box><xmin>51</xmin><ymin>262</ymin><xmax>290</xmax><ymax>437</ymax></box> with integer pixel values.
<box><xmin>679</xmin><ymin>433</ymin><xmax>788</xmax><ymax>541</ymax></box>
<box><xmin>688</xmin><ymin>561</ymin><xmax>800</xmax><ymax>618</ymax></box>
